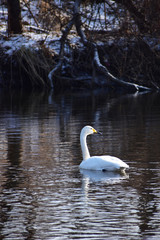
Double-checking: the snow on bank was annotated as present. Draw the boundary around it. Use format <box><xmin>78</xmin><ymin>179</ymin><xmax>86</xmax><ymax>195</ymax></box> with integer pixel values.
<box><xmin>0</xmin><ymin>2</ymin><xmax>79</xmax><ymax>57</ymax></box>
<box><xmin>0</xmin><ymin>32</ymin><xmax>62</xmax><ymax>56</ymax></box>
<box><xmin>1</xmin><ymin>0</ymin><xmax>160</xmax><ymax>58</ymax></box>
<box><xmin>1</xmin><ymin>35</ymin><xmax>39</xmax><ymax>56</ymax></box>
<box><xmin>0</xmin><ymin>1</ymin><xmax>62</xmax><ymax>57</ymax></box>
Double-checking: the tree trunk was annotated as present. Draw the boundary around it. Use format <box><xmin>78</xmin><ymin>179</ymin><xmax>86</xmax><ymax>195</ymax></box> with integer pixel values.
<box><xmin>115</xmin><ymin>0</ymin><xmax>150</xmax><ymax>33</ymax></box>
<box><xmin>7</xmin><ymin>0</ymin><xmax>22</xmax><ymax>35</ymax></box>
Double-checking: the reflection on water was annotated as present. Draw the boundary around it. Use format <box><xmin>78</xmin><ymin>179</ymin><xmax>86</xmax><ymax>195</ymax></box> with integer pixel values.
<box><xmin>80</xmin><ymin>168</ymin><xmax>129</xmax><ymax>183</ymax></box>
<box><xmin>0</xmin><ymin>89</ymin><xmax>160</xmax><ymax>239</ymax></box>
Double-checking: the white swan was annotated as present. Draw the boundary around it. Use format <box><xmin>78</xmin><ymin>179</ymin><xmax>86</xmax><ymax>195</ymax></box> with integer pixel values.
<box><xmin>79</xmin><ymin>126</ymin><xmax>129</xmax><ymax>172</ymax></box>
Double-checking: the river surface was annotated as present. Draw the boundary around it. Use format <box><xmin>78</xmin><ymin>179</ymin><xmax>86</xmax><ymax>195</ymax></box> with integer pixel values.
<box><xmin>0</xmin><ymin>89</ymin><xmax>160</xmax><ymax>240</ymax></box>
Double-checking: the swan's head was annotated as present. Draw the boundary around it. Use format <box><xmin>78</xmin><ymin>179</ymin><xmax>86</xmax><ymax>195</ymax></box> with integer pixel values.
<box><xmin>81</xmin><ymin>125</ymin><xmax>101</xmax><ymax>137</ymax></box>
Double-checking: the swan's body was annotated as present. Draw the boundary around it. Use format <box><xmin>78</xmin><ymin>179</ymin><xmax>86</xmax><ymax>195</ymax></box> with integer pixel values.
<box><xmin>79</xmin><ymin>126</ymin><xmax>129</xmax><ymax>172</ymax></box>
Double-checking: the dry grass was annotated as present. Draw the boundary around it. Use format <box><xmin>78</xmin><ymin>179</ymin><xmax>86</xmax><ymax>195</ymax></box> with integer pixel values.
<box><xmin>15</xmin><ymin>46</ymin><xmax>54</xmax><ymax>88</ymax></box>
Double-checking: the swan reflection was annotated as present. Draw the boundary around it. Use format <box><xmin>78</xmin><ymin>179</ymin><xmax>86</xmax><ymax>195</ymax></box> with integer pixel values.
<box><xmin>80</xmin><ymin>169</ymin><xmax>129</xmax><ymax>204</ymax></box>
<box><xmin>80</xmin><ymin>169</ymin><xmax>129</xmax><ymax>183</ymax></box>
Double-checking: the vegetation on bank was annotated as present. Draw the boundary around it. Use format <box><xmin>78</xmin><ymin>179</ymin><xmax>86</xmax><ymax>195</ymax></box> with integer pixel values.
<box><xmin>1</xmin><ymin>0</ymin><xmax>160</xmax><ymax>91</ymax></box>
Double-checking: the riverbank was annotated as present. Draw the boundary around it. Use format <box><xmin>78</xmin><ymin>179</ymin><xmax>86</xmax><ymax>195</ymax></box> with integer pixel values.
<box><xmin>1</xmin><ymin>1</ymin><xmax>160</xmax><ymax>92</ymax></box>
<box><xmin>1</xmin><ymin>32</ymin><xmax>159</xmax><ymax>92</ymax></box>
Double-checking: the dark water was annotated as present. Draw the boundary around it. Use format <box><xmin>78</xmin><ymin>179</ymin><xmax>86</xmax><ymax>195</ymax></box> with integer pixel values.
<box><xmin>0</xmin><ymin>89</ymin><xmax>160</xmax><ymax>240</ymax></box>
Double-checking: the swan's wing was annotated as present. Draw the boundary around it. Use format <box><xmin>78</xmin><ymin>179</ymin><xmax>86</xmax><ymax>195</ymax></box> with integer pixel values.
<box><xmin>99</xmin><ymin>155</ymin><xmax>129</xmax><ymax>170</ymax></box>
<box><xmin>80</xmin><ymin>155</ymin><xmax>129</xmax><ymax>171</ymax></box>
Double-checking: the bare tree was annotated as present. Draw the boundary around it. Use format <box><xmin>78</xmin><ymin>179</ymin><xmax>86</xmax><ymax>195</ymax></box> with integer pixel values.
<box><xmin>7</xmin><ymin>0</ymin><xmax>22</xmax><ymax>35</ymax></box>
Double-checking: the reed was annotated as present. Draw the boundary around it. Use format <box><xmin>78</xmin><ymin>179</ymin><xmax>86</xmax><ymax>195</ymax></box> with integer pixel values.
<box><xmin>16</xmin><ymin>46</ymin><xmax>54</xmax><ymax>89</ymax></box>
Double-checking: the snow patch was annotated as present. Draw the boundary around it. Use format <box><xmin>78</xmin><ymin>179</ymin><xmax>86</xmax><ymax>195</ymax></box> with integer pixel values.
<box><xmin>0</xmin><ymin>35</ymin><xmax>39</xmax><ymax>56</ymax></box>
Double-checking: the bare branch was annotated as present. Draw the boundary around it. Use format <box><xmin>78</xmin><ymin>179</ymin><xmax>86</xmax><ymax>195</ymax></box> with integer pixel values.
<box><xmin>48</xmin><ymin>0</ymin><xmax>151</xmax><ymax>92</ymax></box>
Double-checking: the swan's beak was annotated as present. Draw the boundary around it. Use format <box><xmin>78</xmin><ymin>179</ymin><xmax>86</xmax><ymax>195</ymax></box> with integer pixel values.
<box><xmin>97</xmin><ymin>130</ymin><xmax>102</xmax><ymax>135</ymax></box>
<box><xmin>92</xmin><ymin>128</ymin><xmax>102</xmax><ymax>135</ymax></box>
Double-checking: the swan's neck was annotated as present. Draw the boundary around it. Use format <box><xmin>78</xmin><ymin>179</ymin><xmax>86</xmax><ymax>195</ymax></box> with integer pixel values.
<box><xmin>80</xmin><ymin>133</ymin><xmax>90</xmax><ymax>160</ymax></box>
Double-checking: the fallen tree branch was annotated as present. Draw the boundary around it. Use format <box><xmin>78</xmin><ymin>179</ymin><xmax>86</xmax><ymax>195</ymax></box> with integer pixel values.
<box><xmin>93</xmin><ymin>46</ymin><xmax>150</xmax><ymax>92</ymax></box>
<box><xmin>74</xmin><ymin>1</ymin><xmax>150</xmax><ymax>92</ymax></box>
